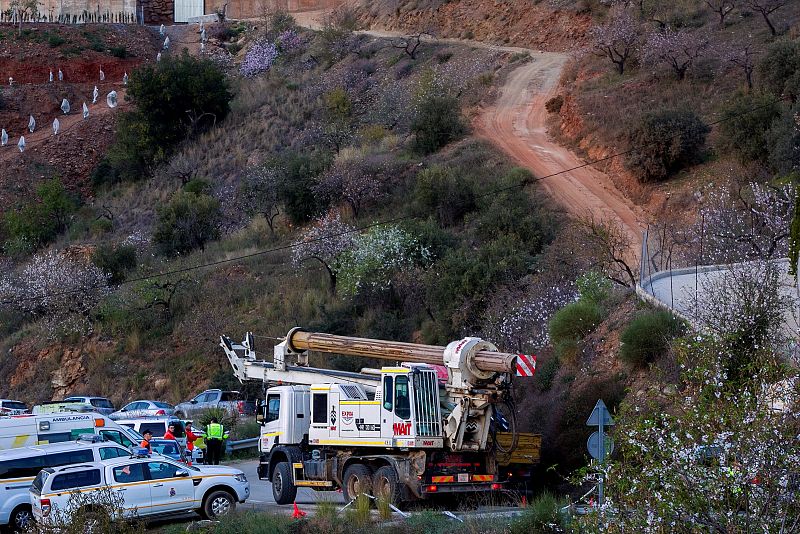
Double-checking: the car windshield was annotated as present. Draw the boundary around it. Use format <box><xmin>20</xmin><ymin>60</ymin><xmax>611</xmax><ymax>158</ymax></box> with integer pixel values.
<box><xmin>91</xmin><ymin>399</ymin><xmax>114</xmax><ymax>409</ymax></box>
<box><xmin>153</xmin><ymin>402</ymin><xmax>173</xmax><ymax>409</ymax></box>
<box><xmin>3</xmin><ymin>401</ymin><xmax>26</xmax><ymax>410</ymax></box>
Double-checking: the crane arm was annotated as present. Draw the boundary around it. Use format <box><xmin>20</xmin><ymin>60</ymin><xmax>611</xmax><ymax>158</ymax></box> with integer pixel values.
<box><xmin>220</xmin><ymin>333</ymin><xmax>379</xmax><ymax>389</ymax></box>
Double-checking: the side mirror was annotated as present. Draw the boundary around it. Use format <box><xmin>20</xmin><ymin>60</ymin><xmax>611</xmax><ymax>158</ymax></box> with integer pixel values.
<box><xmin>256</xmin><ymin>413</ymin><xmax>265</xmax><ymax>424</ymax></box>
<box><xmin>176</xmin><ymin>469</ymin><xmax>190</xmax><ymax>477</ymax></box>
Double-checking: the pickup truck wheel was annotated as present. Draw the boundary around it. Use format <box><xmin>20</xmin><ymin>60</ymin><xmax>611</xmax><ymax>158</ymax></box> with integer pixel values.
<box><xmin>272</xmin><ymin>462</ymin><xmax>297</xmax><ymax>505</ymax></box>
<box><xmin>175</xmin><ymin>411</ymin><xmax>185</xmax><ymax>419</ymax></box>
<box><xmin>202</xmin><ymin>490</ymin><xmax>236</xmax><ymax>519</ymax></box>
<box><xmin>343</xmin><ymin>464</ymin><xmax>373</xmax><ymax>502</ymax></box>
<box><xmin>9</xmin><ymin>505</ymin><xmax>33</xmax><ymax>532</ymax></box>
<box><xmin>373</xmin><ymin>465</ymin><xmax>402</xmax><ymax>506</ymax></box>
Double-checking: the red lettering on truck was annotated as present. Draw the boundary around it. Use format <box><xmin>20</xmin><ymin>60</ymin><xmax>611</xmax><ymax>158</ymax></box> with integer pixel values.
<box><xmin>393</xmin><ymin>422</ymin><xmax>412</xmax><ymax>436</ymax></box>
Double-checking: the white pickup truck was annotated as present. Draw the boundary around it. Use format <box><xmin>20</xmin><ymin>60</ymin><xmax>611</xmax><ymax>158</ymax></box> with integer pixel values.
<box><xmin>30</xmin><ymin>454</ymin><xmax>249</xmax><ymax>524</ymax></box>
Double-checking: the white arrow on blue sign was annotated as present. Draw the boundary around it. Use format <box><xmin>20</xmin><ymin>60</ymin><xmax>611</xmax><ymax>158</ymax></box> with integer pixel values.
<box><xmin>586</xmin><ymin>399</ymin><xmax>615</xmax><ymax>427</ymax></box>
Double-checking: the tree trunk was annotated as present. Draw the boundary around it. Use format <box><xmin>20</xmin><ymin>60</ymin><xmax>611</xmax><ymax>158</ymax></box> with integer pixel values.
<box><xmin>760</xmin><ymin>10</ymin><xmax>777</xmax><ymax>36</ymax></box>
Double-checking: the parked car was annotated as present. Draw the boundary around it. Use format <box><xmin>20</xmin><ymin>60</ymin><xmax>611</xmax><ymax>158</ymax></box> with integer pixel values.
<box><xmin>32</xmin><ymin>401</ymin><xmax>94</xmax><ymax>415</ymax></box>
<box><xmin>0</xmin><ymin>399</ymin><xmax>28</xmax><ymax>416</ymax></box>
<box><xmin>30</xmin><ymin>454</ymin><xmax>250</xmax><ymax>523</ymax></box>
<box><xmin>0</xmin><ymin>412</ymin><xmax>143</xmax><ymax>451</ymax></box>
<box><xmin>115</xmin><ymin>417</ymin><xmax>187</xmax><ymax>447</ymax></box>
<box><xmin>109</xmin><ymin>400</ymin><xmax>176</xmax><ymax>420</ymax></box>
<box><xmin>174</xmin><ymin>390</ymin><xmax>256</xmax><ymax>419</ymax></box>
<box><xmin>0</xmin><ymin>437</ymin><xmax>132</xmax><ymax>530</ymax></box>
<box><xmin>63</xmin><ymin>396</ymin><xmax>115</xmax><ymax>416</ymax></box>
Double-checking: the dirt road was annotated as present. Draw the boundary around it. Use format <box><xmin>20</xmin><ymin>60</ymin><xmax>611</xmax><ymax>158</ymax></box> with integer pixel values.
<box><xmin>476</xmin><ymin>53</ymin><xmax>643</xmax><ymax>251</ymax></box>
<box><xmin>293</xmin><ymin>12</ymin><xmax>645</xmax><ymax>253</ymax></box>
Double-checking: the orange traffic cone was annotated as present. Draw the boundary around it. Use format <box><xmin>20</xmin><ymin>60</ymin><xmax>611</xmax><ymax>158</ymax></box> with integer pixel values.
<box><xmin>292</xmin><ymin>502</ymin><xmax>306</xmax><ymax>519</ymax></box>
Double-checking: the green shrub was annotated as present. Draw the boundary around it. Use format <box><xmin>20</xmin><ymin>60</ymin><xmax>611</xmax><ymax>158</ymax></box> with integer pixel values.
<box><xmin>716</xmin><ymin>92</ymin><xmax>782</xmax><ymax>165</ymax></box>
<box><xmin>411</xmin><ymin>93</ymin><xmax>464</xmax><ymax>154</ymax></box>
<box><xmin>533</xmin><ymin>354</ymin><xmax>560</xmax><ymax>392</ymax></box>
<box><xmin>549</xmin><ymin>300</ymin><xmax>603</xmax><ymax>345</ymax></box>
<box><xmin>625</xmin><ymin>109</ymin><xmax>709</xmax><ymax>182</ymax></box>
<box><xmin>413</xmin><ymin>165</ymin><xmax>476</xmax><ymax>226</ymax></box>
<box><xmin>471</xmin><ymin>168</ymin><xmax>554</xmax><ymax>254</ymax></box>
<box><xmin>89</xmin><ymin>218</ymin><xmax>113</xmax><ymax>236</ymax></box>
<box><xmin>92</xmin><ymin>244</ymin><xmax>137</xmax><ymax>285</ymax></box>
<box><xmin>47</xmin><ymin>33</ymin><xmax>65</xmax><ymax>47</ymax></box>
<box><xmin>104</xmin><ymin>53</ymin><xmax>231</xmax><ymax>182</ymax></box>
<box><xmin>768</xmin><ymin>107</ymin><xmax>800</xmax><ymax>175</ymax></box>
<box><xmin>3</xmin><ymin>178</ymin><xmax>77</xmax><ymax>252</ymax></box>
<box><xmin>576</xmin><ymin>271</ymin><xmax>612</xmax><ymax>304</ymax></box>
<box><xmin>183</xmin><ymin>178</ymin><xmax>211</xmax><ymax>195</ymax></box>
<box><xmin>619</xmin><ymin>310</ymin><xmax>683</xmax><ymax>367</ymax></box>
<box><xmin>510</xmin><ymin>491</ymin><xmax>563</xmax><ymax>533</ymax></box>
<box><xmin>275</xmin><ymin>152</ymin><xmax>331</xmax><ymax>224</ymax></box>
<box><xmin>153</xmin><ymin>190</ymin><xmax>221</xmax><ymax>255</ymax></box>
<box><xmin>758</xmin><ymin>40</ymin><xmax>800</xmax><ymax>101</ymax></box>
<box><xmin>545</xmin><ymin>94</ymin><xmax>564</xmax><ymax>113</ymax></box>
<box><xmin>109</xmin><ymin>45</ymin><xmax>128</xmax><ymax>58</ymax></box>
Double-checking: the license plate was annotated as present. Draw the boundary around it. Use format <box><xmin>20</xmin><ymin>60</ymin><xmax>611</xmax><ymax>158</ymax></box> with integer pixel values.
<box><xmin>458</xmin><ymin>473</ymin><xmax>469</xmax><ymax>483</ymax></box>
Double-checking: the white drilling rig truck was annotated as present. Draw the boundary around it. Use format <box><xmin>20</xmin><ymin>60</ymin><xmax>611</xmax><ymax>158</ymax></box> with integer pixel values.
<box><xmin>220</xmin><ymin>328</ymin><xmax>540</xmax><ymax>505</ymax></box>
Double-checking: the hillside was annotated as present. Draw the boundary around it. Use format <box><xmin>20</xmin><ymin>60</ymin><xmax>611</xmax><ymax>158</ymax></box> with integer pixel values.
<box><xmin>1</xmin><ymin>1</ymin><xmax>799</xmax><ymax>507</ymax></box>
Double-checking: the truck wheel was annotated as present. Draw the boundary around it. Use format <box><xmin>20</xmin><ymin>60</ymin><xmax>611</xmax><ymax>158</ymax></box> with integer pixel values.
<box><xmin>272</xmin><ymin>461</ymin><xmax>297</xmax><ymax>505</ymax></box>
<box><xmin>202</xmin><ymin>490</ymin><xmax>236</xmax><ymax>519</ymax></box>
<box><xmin>343</xmin><ymin>463</ymin><xmax>373</xmax><ymax>502</ymax></box>
<box><xmin>9</xmin><ymin>505</ymin><xmax>33</xmax><ymax>532</ymax></box>
<box><xmin>373</xmin><ymin>465</ymin><xmax>402</xmax><ymax>506</ymax></box>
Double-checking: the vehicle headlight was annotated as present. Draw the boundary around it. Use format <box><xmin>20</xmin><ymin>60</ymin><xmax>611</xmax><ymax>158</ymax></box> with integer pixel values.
<box><xmin>235</xmin><ymin>473</ymin><xmax>247</xmax><ymax>483</ymax></box>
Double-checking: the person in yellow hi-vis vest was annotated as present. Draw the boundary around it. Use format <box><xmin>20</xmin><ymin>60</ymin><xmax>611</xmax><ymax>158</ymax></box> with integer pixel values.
<box><xmin>205</xmin><ymin>417</ymin><xmax>229</xmax><ymax>465</ymax></box>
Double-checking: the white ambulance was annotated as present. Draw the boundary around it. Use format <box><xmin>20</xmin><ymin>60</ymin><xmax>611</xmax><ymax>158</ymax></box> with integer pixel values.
<box><xmin>0</xmin><ymin>413</ymin><xmax>143</xmax><ymax>451</ymax></box>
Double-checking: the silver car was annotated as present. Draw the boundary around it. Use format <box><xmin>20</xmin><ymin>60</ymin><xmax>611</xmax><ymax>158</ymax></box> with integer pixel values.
<box><xmin>109</xmin><ymin>400</ymin><xmax>175</xmax><ymax>420</ymax></box>
<box><xmin>63</xmin><ymin>396</ymin><xmax>115</xmax><ymax>416</ymax></box>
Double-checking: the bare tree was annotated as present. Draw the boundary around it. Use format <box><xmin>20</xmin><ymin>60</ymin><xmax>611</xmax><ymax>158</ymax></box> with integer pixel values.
<box><xmin>166</xmin><ymin>153</ymin><xmax>197</xmax><ymax>185</ymax></box>
<box><xmin>698</xmin><ymin>181</ymin><xmax>794</xmax><ymax>264</ymax></box>
<box><xmin>291</xmin><ymin>210</ymin><xmax>356</xmax><ymax>292</ymax></box>
<box><xmin>240</xmin><ymin>165</ymin><xmax>281</xmax><ymax>236</ymax></box>
<box><xmin>313</xmin><ymin>150</ymin><xmax>387</xmax><ymax>218</ymax></box>
<box><xmin>576</xmin><ymin>218</ymin><xmax>639</xmax><ymax>287</ymax></box>
<box><xmin>393</xmin><ymin>32</ymin><xmax>433</xmax><ymax>60</ymax></box>
<box><xmin>642</xmin><ymin>27</ymin><xmax>711</xmax><ymax>80</ymax></box>
<box><xmin>744</xmin><ymin>0</ymin><xmax>787</xmax><ymax>36</ymax></box>
<box><xmin>722</xmin><ymin>39</ymin><xmax>758</xmax><ymax>90</ymax></box>
<box><xmin>704</xmin><ymin>0</ymin><xmax>736</xmax><ymax>28</ymax></box>
<box><xmin>591</xmin><ymin>8</ymin><xmax>640</xmax><ymax>75</ymax></box>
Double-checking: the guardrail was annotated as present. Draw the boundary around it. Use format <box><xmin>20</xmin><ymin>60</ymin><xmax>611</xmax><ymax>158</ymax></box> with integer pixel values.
<box><xmin>225</xmin><ymin>437</ymin><xmax>259</xmax><ymax>455</ymax></box>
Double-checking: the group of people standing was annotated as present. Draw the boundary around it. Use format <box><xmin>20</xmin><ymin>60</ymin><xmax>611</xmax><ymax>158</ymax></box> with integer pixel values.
<box><xmin>138</xmin><ymin>418</ymin><xmax>228</xmax><ymax>465</ymax></box>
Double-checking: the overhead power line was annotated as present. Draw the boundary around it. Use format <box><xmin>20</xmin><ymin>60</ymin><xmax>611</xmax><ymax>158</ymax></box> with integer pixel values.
<box><xmin>0</xmin><ymin>97</ymin><xmax>786</xmax><ymax>306</ymax></box>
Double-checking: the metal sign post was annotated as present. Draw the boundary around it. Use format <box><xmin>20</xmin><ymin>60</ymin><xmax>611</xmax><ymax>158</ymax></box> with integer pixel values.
<box><xmin>586</xmin><ymin>399</ymin><xmax>615</xmax><ymax>507</ymax></box>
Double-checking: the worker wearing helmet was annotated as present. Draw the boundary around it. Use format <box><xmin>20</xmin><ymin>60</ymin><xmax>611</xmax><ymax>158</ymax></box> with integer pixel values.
<box><xmin>205</xmin><ymin>417</ymin><xmax>229</xmax><ymax>465</ymax></box>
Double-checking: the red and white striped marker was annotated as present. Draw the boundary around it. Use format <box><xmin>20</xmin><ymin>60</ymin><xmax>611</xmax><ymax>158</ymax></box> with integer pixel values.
<box><xmin>516</xmin><ymin>354</ymin><xmax>537</xmax><ymax>377</ymax></box>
